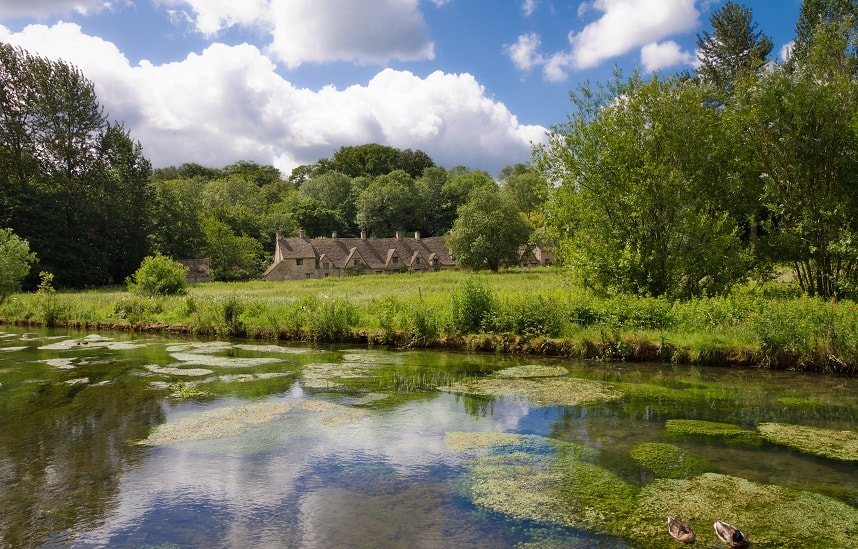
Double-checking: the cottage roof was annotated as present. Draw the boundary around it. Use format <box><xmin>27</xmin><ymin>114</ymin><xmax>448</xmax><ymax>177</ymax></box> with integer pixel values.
<box><xmin>273</xmin><ymin>233</ymin><xmax>454</xmax><ymax>270</ymax></box>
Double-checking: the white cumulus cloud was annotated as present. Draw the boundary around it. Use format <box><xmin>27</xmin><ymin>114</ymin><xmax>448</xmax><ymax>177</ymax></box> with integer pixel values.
<box><xmin>511</xmin><ymin>0</ymin><xmax>700</xmax><ymax>81</ymax></box>
<box><xmin>506</xmin><ymin>32</ymin><xmax>545</xmax><ymax>72</ymax></box>
<box><xmin>0</xmin><ymin>22</ymin><xmax>543</xmax><ymax>177</ymax></box>
<box><xmin>640</xmin><ymin>40</ymin><xmax>695</xmax><ymax>72</ymax></box>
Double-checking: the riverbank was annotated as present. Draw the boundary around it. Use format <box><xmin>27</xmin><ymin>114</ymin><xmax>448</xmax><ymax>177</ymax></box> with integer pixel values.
<box><xmin>2</xmin><ymin>269</ymin><xmax>856</xmax><ymax>373</ymax></box>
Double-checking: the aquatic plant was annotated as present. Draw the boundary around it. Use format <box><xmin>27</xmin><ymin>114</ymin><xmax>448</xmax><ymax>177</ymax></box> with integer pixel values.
<box><xmin>757</xmin><ymin>422</ymin><xmax>858</xmax><ymax>462</ymax></box>
<box><xmin>629</xmin><ymin>442</ymin><xmax>714</xmax><ymax>479</ymax></box>
<box><xmin>443</xmin><ymin>376</ymin><xmax>622</xmax><ymax>407</ymax></box>
<box><xmin>625</xmin><ymin>473</ymin><xmax>858</xmax><ymax>548</ymax></box>
<box><xmin>167</xmin><ymin>380</ymin><xmax>211</xmax><ymax>400</ymax></box>
<box><xmin>664</xmin><ymin>419</ymin><xmax>762</xmax><ymax>444</ymax></box>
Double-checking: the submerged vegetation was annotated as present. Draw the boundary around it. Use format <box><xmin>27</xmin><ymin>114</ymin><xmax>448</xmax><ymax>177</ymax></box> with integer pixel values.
<box><xmin>3</xmin><ymin>270</ymin><xmax>858</xmax><ymax>372</ymax></box>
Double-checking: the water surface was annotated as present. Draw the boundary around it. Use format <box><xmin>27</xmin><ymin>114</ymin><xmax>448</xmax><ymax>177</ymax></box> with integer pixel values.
<box><xmin>1</xmin><ymin>327</ymin><xmax>856</xmax><ymax>548</ymax></box>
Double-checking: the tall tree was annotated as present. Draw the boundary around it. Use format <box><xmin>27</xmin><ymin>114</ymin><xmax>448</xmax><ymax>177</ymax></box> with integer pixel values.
<box><xmin>447</xmin><ymin>184</ymin><xmax>531</xmax><ymax>272</ymax></box>
<box><xmin>727</xmin><ymin>65</ymin><xmax>858</xmax><ymax>298</ymax></box>
<box><xmin>537</xmin><ymin>73</ymin><xmax>752</xmax><ymax>298</ymax></box>
<box><xmin>355</xmin><ymin>170</ymin><xmax>419</xmax><ymax>237</ymax></box>
<box><xmin>790</xmin><ymin>0</ymin><xmax>858</xmax><ymax>73</ymax></box>
<box><xmin>696</xmin><ymin>1</ymin><xmax>773</xmax><ymax>97</ymax></box>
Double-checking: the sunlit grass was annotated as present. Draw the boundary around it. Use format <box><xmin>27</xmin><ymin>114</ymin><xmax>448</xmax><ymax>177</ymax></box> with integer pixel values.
<box><xmin>2</xmin><ymin>269</ymin><xmax>858</xmax><ymax>371</ymax></box>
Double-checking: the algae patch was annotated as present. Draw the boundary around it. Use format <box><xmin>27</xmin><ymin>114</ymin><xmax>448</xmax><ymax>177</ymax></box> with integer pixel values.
<box><xmin>140</xmin><ymin>398</ymin><xmax>369</xmax><ymax>446</ymax></box>
<box><xmin>758</xmin><ymin>422</ymin><xmax>858</xmax><ymax>462</ymax></box>
<box><xmin>448</xmin><ymin>432</ymin><xmax>634</xmax><ymax>534</ymax></box>
<box><xmin>443</xmin><ymin>377</ymin><xmax>621</xmax><ymax>407</ymax></box>
<box><xmin>144</xmin><ymin>363</ymin><xmax>213</xmax><ymax>377</ymax></box>
<box><xmin>629</xmin><ymin>442</ymin><xmax>714</xmax><ymax>479</ymax></box>
<box><xmin>625</xmin><ymin>473</ymin><xmax>858</xmax><ymax>548</ymax></box>
<box><xmin>664</xmin><ymin>419</ymin><xmax>762</xmax><ymax>444</ymax></box>
<box><xmin>495</xmin><ymin>365</ymin><xmax>569</xmax><ymax>378</ymax></box>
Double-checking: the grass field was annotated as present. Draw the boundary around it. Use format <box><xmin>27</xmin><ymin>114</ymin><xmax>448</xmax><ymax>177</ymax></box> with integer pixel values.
<box><xmin>2</xmin><ymin>268</ymin><xmax>857</xmax><ymax>372</ymax></box>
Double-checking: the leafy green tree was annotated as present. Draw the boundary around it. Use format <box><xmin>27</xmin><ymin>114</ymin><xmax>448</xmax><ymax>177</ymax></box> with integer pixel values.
<box><xmin>395</xmin><ymin>148</ymin><xmax>435</xmax><ymax>178</ymax></box>
<box><xmin>415</xmin><ymin>166</ymin><xmax>450</xmax><ymax>236</ymax></box>
<box><xmin>355</xmin><ymin>170</ymin><xmax>419</xmax><ymax>236</ymax></box>
<box><xmin>447</xmin><ymin>185</ymin><xmax>531</xmax><ymax>272</ymax></box>
<box><xmin>331</xmin><ymin>144</ymin><xmax>400</xmax><ymax>178</ymax></box>
<box><xmin>790</xmin><ymin>0</ymin><xmax>858</xmax><ymax>73</ymax></box>
<box><xmin>149</xmin><ymin>177</ymin><xmax>206</xmax><ymax>259</ymax></box>
<box><xmin>126</xmin><ymin>253</ymin><xmax>188</xmax><ymax>297</ymax></box>
<box><xmin>537</xmin><ymin>73</ymin><xmax>751</xmax><ymax>298</ymax></box>
<box><xmin>498</xmin><ymin>163</ymin><xmax>549</xmax><ymax>226</ymax></box>
<box><xmin>0</xmin><ymin>43</ymin><xmax>152</xmax><ymax>287</ymax></box>
<box><xmin>0</xmin><ymin>228</ymin><xmax>36</xmax><ymax>303</ymax></box>
<box><xmin>221</xmin><ymin>160</ymin><xmax>281</xmax><ymax>187</ymax></box>
<box><xmin>299</xmin><ymin>171</ymin><xmax>358</xmax><ymax>235</ymax></box>
<box><xmin>726</xmin><ymin>66</ymin><xmax>858</xmax><ymax>297</ymax></box>
<box><xmin>695</xmin><ymin>1</ymin><xmax>773</xmax><ymax>97</ymax></box>
<box><xmin>202</xmin><ymin>216</ymin><xmax>264</xmax><ymax>281</ymax></box>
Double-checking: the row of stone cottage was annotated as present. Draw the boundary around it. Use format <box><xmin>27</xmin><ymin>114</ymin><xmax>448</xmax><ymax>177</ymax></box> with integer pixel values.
<box><xmin>261</xmin><ymin>230</ymin><xmax>553</xmax><ymax>281</ymax></box>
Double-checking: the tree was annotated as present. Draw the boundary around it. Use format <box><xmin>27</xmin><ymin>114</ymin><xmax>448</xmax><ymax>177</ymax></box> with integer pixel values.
<box><xmin>0</xmin><ymin>43</ymin><xmax>153</xmax><ymax>287</ymax></box>
<box><xmin>696</xmin><ymin>1</ymin><xmax>773</xmax><ymax>97</ymax></box>
<box><xmin>299</xmin><ymin>171</ymin><xmax>358</xmax><ymax>235</ymax></box>
<box><xmin>149</xmin><ymin>177</ymin><xmax>206</xmax><ymax>259</ymax></box>
<box><xmin>202</xmin><ymin>216</ymin><xmax>264</xmax><ymax>281</ymax></box>
<box><xmin>537</xmin><ymin>73</ymin><xmax>752</xmax><ymax>298</ymax></box>
<box><xmin>355</xmin><ymin>170</ymin><xmax>420</xmax><ymax>236</ymax></box>
<box><xmin>498</xmin><ymin>163</ymin><xmax>549</xmax><ymax>226</ymax></box>
<box><xmin>447</xmin><ymin>185</ymin><xmax>531</xmax><ymax>272</ymax></box>
<box><xmin>726</xmin><ymin>66</ymin><xmax>858</xmax><ymax>297</ymax></box>
<box><xmin>790</xmin><ymin>0</ymin><xmax>858</xmax><ymax>73</ymax></box>
<box><xmin>0</xmin><ymin>228</ymin><xmax>36</xmax><ymax>303</ymax></box>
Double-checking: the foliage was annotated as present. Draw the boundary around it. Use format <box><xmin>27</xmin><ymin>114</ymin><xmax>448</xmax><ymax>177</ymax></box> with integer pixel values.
<box><xmin>126</xmin><ymin>254</ymin><xmax>188</xmax><ymax>297</ymax></box>
<box><xmin>664</xmin><ymin>419</ymin><xmax>763</xmax><ymax>444</ymax></box>
<box><xmin>0</xmin><ymin>43</ymin><xmax>152</xmax><ymax>288</ymax></box>
<box><xmin>695</xmin><ymin>1</ymin><xmax>773</xmax><ymax>97</ymax></box>
<box><xmin>537</xmin><ymin>73</ymin><xmax>752</xmax><ymax>298</ymax></box>
<box><xmin>727</xmin><ymin>66</ymin><xmax>858</xmax><ymax>299</ymax></box>
<box><xmin>202</xmin><ymin>216</ymin><xmax>264</xmax><ymax>281</ymax></box>
<box><xmin>449</xmin><ymin>278</ymin><xmax>494</xmax><ymax>334</ymax></box>
<box><xmin>0</xmin><ymin>228</ymin><xmax>36</xmax><ymax>303</ymax></box>
<box><xmin>447</xmin><ymin>185</ymin><xmax>531</xmax><ymax>272</ymax></box>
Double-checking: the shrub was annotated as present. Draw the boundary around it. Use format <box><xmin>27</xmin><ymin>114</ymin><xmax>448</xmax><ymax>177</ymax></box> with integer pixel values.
<box><xmin>450</xmin><ymin>278</ymin><xmax>494</xmax><ymax>334</ymax></box>
<box><xmin>127</xmin><ymin>254</ymin><xmax>188</xmax><ymax>297</ymax></box>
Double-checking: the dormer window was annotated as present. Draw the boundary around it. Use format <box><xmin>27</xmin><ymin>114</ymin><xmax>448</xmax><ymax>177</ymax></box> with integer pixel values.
<box><xmin>354</xmin><ymin>259</ymin><xmax>360</xmax><ymax>266</ymax></box>
<box><xmin>392</xmin><ymin>256</ymin><xmax>399</xmax><ymax>264</ymax></box>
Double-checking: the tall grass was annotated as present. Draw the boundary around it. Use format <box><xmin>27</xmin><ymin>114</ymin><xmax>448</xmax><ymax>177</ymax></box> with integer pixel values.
<box><xmin>1</xmin><ymin>269</ymin><xmax>856</xmax><ymax>372</ymax></box>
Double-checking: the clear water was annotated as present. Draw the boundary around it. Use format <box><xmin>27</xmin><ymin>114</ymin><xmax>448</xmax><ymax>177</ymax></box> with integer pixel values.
<box><xmin>0</xmin><ymin>327</ymin><xmax>856</xmax><ymax>548</ymax></box>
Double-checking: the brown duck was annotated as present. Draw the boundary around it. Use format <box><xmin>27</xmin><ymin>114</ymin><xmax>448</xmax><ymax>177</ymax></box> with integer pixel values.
<box><xmin>667</xmin><ymin>516</ymin><xmax>696</xmax><ymax>544</ymax></box>
<box><xmin>714</xmin><ymin>519</ymin><xmax>749</xmax><ymax>548</ymax></box>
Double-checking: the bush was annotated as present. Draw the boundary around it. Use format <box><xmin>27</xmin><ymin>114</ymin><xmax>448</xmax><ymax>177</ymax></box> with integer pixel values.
<box><xmin>127</xmin><ymin>254</ymin><xmax>188</xmax><ymax>297</ymax></box>
<box><xmin>450</xmin><ymin>278</ymin><xmax>494</xmax><ymax>334</ymax></box>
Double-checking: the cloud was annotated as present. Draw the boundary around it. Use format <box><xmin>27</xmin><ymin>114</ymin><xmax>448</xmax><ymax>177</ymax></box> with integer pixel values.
<box><xmin>640</xmin><ymin>40</ymin><xmax>695</xmax><ymax>72</ymax></box>
<box><xmin>522</xmin><ymin>0</ymin><xmax>539</xmax><ymax>17</ymax></box>
<box><xmin>0</xmin><ymin>22</ymin><xmax>543</xmax><ymax>177</ymax></box>
<box><xmin>512</xmin><ymin>0</ymin><xmax>700</xmax><ymax>81</ymax></box>
<box><xmin>505</xmin><ymin>33</ymin><xmax>545</xmax><ymax>72</ymax></box>
<box><xmin>779</xmin><ymin>40</ymin><xmax>794</xmax><ymax>62</ymax></box>
<box><xmin>0</xmin><ymin>0</ymin><xmax>112</xmax><ymax>18</ymax></box>
<box><xmin>156</xmin><ymin>0</ymin><xmax>436</xmax><ymax>68</ymax></box>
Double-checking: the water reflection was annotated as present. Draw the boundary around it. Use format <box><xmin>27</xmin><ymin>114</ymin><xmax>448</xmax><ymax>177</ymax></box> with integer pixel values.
<box><xmin>0</xmin><ymin>327</ymin><xmax>856</xmax><ymax>548</ymax></box>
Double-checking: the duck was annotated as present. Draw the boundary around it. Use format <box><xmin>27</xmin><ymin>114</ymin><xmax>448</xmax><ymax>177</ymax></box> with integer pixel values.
<box><xmin>667</xmin><ymin>516</ymin><xmax>696</xmax><ymax>544</ymax></box>
<box><xmin>714</xmin><ymin>519</ymin><xmax>749</xmax><ymax>548</ymax></box>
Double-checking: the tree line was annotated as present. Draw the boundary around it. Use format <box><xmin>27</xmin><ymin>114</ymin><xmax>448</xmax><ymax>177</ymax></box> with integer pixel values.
<box><xmin>537</xmin><ymin>0</ymin><xmax>858</xmax><ymax>299</ymax></box>
<box><xmin>0</xmin><ymin>41</ymin><xmax>546</xmax><ymax>289</ymax></box>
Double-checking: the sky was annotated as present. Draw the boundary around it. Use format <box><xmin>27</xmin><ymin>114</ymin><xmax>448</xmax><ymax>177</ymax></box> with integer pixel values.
<box><xmin>0</xmin><ymin>0</ymin><xmax>803</xmax><ymax>178</ymax></box>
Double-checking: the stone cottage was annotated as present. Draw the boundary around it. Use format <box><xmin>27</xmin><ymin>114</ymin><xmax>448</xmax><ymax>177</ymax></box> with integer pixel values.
<box><xmin>263</xmin><ymin>230</ymin><xmax>456</xmax><ymax>281</ymax></box>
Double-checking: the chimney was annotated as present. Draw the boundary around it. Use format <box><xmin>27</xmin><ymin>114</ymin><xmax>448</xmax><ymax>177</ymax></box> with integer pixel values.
<box><xmin>395</xmin><ymin>231</ymin><xmax>401</xmax><ymax>240</ymax></box>
<box><xmin>299</xmin><ymin>229</ymin><xmax>306</xmax><ymax>238</ymax></box>
<box><xmin>414</xmin><ymin>231</ymin><xmax>420</xmax><ymax>241</ymax></box>
<box><xmin>275</xmin><ymin>230</ymin><xmax>282</xmax><ymax>242</ymax></box>
<box><xmin>360</xmin><ymin>231</ymin><xmax>366</xmax><ymax>240</ymax></box>
<box><xmin>332</xmin><ymin>231</ymin><xmax>338</xmax><ymax>239</ymax></box>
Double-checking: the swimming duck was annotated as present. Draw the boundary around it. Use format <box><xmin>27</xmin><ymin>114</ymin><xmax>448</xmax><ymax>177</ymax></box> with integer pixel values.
<box><xmin>714</xmin><ymin>519</ymin><xmax>749</xmax><ymax>548</ymax></box>
<box><xmin>667</xmin><ymin>516</ymin><xmax>696</xmax><ymax>544</ymax></box>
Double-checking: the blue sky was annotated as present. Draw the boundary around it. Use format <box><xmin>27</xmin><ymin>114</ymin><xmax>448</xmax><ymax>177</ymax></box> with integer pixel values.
<box><xmin>0</xmin><ymin>1</ymin><xmax>802</xmax><ymax>178</ymax></box>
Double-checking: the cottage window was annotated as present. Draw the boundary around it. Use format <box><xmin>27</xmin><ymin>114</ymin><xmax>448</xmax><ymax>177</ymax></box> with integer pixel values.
<box><xmin>432</xmin><ymin>258</ymin><xmax>439</xmax><ymax>266</ymax></box>
<box><xmin>296</xmin><ymin>258</ymin><xmax>303</xmax><ymax>266</ymax></box>
<box><xmin>416</xmin><ymin>257</ymin><xmax>421</xmax><ymax>264</ymax></box>
<box><xmin>354</xmin><ymin>259</ymin><xmax>360</xmax><ymax>266</ymax></box>
<box><xmin>392</xmin><ymin>256</ymin><xmax>399</xmax><ymax>264</ymax></box>
<box><xmin>305</xmin><ymin>273</ymin><xmax>312</xmax><ymax>279</ymax></box>
<box><xmin>323</xmin><ymin>262</ymin><xmax>329</xmax><ymax>270</ymax></box>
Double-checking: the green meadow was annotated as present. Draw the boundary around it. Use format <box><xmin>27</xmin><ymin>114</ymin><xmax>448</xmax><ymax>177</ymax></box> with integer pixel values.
<box><xmin>2</xmin><ymin>268</ymin><xmax>858</xmax><ymax>373</ymax></box>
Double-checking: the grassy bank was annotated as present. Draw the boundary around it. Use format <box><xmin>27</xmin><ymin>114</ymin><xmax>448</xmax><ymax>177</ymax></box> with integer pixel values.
<box><xmin>2</xmin><ymin>269</ymin><xmax>857</xmax><ymax>373</ymax></box>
